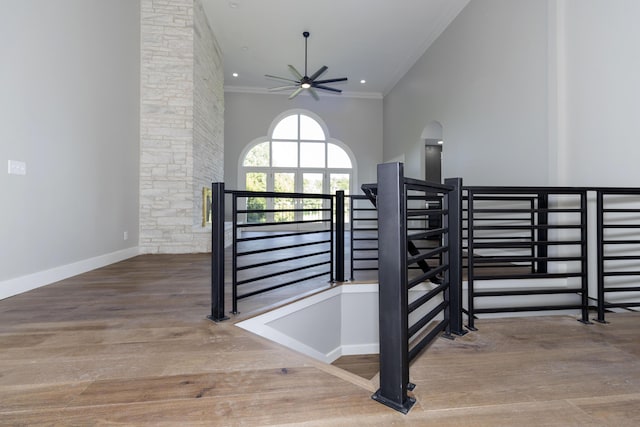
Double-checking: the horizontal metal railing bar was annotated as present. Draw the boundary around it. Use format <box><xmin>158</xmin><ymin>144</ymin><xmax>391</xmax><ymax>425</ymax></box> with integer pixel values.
<box><xmin>237</xmin><ymin>271</ymin><xmax>330</xmax><ymax>300</ymax></box>
<box><xmin>474</xmin><ymin>288</ymin><xmax>585</xmax><ymax>297</ymax></box>
<box><xmin>407</xmin><ymin>209</ymin><xmax>447</xmax><ymax>217</ymax></box>
<box><xmin>351</xmin><ymin>227</ymin><xmax>379</xmax><ymax>232</ymax></box>
<box><xmin>352</xmin><ymin>248</ymin><xmax>379</xmax><ymax>252</ymax></box>
<box><xmin>471</xmin><ymin>224</ymin><xmax>582</xmax><ymax>230</ymax></box>
<box><xmin>236</xmin><ymin>260</ymin><xmax>331</xmax><ymax>286</ymax></box>
<box><xmin>472</xmin><ymin>240</ymin><xmax>584</xmax><ymax>248</ymax></box>
<box><xmin>408</xmin><ymin>300</ymin><xmax>448</xmax><ymax>339</ymax></box>
<box><xmin>601</xmin><ymin>302</ymin><xmax>640</xmax><ymax>308</ymax></box>
<box><xmin>464</xmin><ymin>196</ymin><xmax>536</xmax><ymax>201</ymax></box>
<box><xmin>352</xmin><ymin>237</ymin><xmax>379</xmax><ymax>241</ymax></box>
<box><xmin>237</xmin><ymin>218</ymin><xmax>330</xmax><ymax>228</ymax></box>
<box><xmin>236</xmin><ymin>250</ymin><xmax>332</xmax><ymax>271</ymax></box>
<box><xmin>603</xmin><ymin>255</ymin><xmax>640</xmax><ymax>260</ymax></box>
<box><xmin>352</xmin><ymin>267</ymin><xmax>379</xmax><ymax>271</ymax></box>
<box><xmin>472</xmin><ymin>272</ymin><xmax>584</xmax><ymax>280</ymax></box>
<box><xmin>353</xmin><ymin>257</ymin><xmax>379</xmax><ymax>261</ymax></box>
<box><xmin>603</xmin><ymin>224</ymin><xmax>640</xmax><ymax>228</ymax></box>
<box><xmin>602</xmin><ymin>240</ymin><xmax>640</xmax><ymax>244</ymax></box>
<box><xmin>408</xmin><ymin>264</ymin><xmax>448</xmax><ymax>289</ymax></box>
<box><xmin>407</xmin><ymin>246</ymin><xmax>448</xmax><ymax>265</ymax></box>
<box><xmin>474</xmin><ymin>304</ymin><xmax>585</xmax><ymax>314</ymax></box>
<box><xmin>602</xmin><ymin>208</ymin><xmax>640</xmax><ymax>212</ymax></box>
<box><xmin>601</xmin><ymin>286</ymin><xmax>640</xmax><ymax>292</ymax></box>
<box><xmin>467</xmin><ymin>217</ymin><xmax>542</xmax><ymax>222</ymax></box>
<box><xmin>408</xmin><ymin>319</ymin><xmax>449</xmax><ymax>362</ymax></box>
<box><xmin>236</xmin><ymin>208</ymin><xmax>331</xmax><ymax>214</ymax></box>
<box><xmin>405</xmin><ymin>178</ymin><xmax>453</xmax><ymax>192</ymax></box>
<box><xmin>236</xmin><ymin>229</ymin><xmax>328</xmax><ymax>243</ymax></box>
<box><xmin>603</xmin><ymin>271</ymin><xmax>640</xmax><ymax>277</ymax></box>
<box><xmin>237</xmin><ymin>240</ymin><xmax>330</xmax><ymax>257</ymax></box>
<box><xmin>595</xmin><ymin>188</ymin><xmax>640</xmax><ymax>194</ymax></box>
<box><xmin>408</xmin><ymin>228</ymin><xmax>448</xmax><ymax>240</ymax></box>
<box><xmin>229</xmin><ymin>190</ymin><xmax>333</xmax><ymax>199</ymax></box>
<box><xmin>408</xmin><ymin>282</ymin><xmax>449</xmax><ymax>314</ymax></box>
<box><xmin>471</xmin><ymin>256</ymin><xmax>583</xmax><ymax>263</ymax></box>
<box><xmin>471</xmin><ymin>208</ymin><xmax>583</xmax><ymax>213</ymax></box>
<box><xmin>465</xmin><ymin>186</ymin><xmax>588</xmax><ymax>193</ymax></box>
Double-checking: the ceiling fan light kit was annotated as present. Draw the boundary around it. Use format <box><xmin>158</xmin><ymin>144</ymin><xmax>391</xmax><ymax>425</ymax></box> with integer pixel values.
<box><xmin>265</xmin><ymin>31</ymin><xmax>348</xmax><ymax>100</ymax></box>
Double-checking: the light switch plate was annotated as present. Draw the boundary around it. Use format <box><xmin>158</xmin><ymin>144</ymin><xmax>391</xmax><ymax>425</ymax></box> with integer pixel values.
<box><xmin>8</xmin><ymin>160</ymin><xmax>27</xmax><ymax>175</ymax></box>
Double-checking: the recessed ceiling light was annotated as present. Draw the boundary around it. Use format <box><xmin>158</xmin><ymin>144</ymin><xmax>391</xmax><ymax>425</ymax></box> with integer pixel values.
<box><xmin>232</xmin><ymin>72</ymin><xmax>238</xmax><ymax>78</ymax></box>
<box><xmin>360</xmin><ymin>79</ymin><xmax>366</xmax><ymax>84</ymax></box>
<box><xmin>229</xmin><ymin>2</ymin><xmax>239</xmax><ymax>8</ymax></box>
<box><xmin>437</xmin><ymin>140</ymin><xmax>443</xmax><ymax>145</ymax></box>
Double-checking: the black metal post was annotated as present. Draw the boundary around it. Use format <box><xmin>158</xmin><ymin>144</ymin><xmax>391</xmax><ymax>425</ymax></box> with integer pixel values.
<box><xmin>231</xmin><ymin>194</ymin><xmax>239</xmax><ymax>314</ymax></box>
<box><xmin>537</xmin><ymin>193</ymin><xmax>549</xmax><ymax>274</ymax></box>
<box><xmin>208</xmin><ymin>183</ymin><xmax>229</xmax><ymax>322</ymax></box>
<box><xmin>445</xmin><ymin>177</ymin><xmax>466</xmax><ymax>336</ymax></box>
<box><xmin>372</xmin><ymin>162</ymin><xmax>415</xmax><ymax>414</ymax></box>
<box><xmin>595</xmin><ymin>190</ymin><xmax>607</xmax><ymax>323</ymax></box>
<box><xmin>579</xmin><ymin>191</ymin><xmax>591</xmax><ymax>324</ymax></box>
<box><xmin>466</xmin><ymin>190</ymin><xmax>477</xmax><ymax>331</ymax></box>
<box><xmin>335</xmin><ymin>191</ymin><xmax>345</xmax><ymax>282</ymax></box>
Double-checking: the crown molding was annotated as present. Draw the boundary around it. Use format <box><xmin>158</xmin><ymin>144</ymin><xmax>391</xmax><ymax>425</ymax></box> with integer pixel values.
<box><xmin>224</xmin><ymin>85</ymin><xmax>383</xmax><ymax>100</ymax></box>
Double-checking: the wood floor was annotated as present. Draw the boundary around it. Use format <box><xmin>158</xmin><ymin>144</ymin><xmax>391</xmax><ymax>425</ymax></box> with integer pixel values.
<box><xmin>1</xmin><ymin>253</ymin><xmax>639</xmax><ymax>426</ymax></box>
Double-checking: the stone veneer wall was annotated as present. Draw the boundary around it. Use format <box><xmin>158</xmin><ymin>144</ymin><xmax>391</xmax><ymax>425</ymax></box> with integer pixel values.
<box><xmin>140</xmin><ymin>0</ymin><xmax>223</xmax><ymax>253</ymax></box>
<box><xmin>193</xmin><ymin>0</ymin><xmax>224</xmax><ymax>252</ymax></box>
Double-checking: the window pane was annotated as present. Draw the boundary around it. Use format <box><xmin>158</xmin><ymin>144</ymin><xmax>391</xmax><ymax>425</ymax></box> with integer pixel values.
<box><xmin>243</xmin><ymin>141</ymin><xmax>270</xmax><ymax>166</ymax></box>
<box><xmin>272</xmin><ymin>115</ymin><xmax>298</xmax><ymax>139</ymax></box>
<box><xmin>299</xmin><ymin>115</ymin><xmax>325</xmax><ymax>140</ymax></box>
<box><xmin>245</xmin><ymin>172</ymin><xmax>267</xmax><ymax>223</ymax></box>
<box><xmin>274</xmin><ymin>172</ymin><xmax>295</xmax><ymax>222</ymax></box>
<box><xmin>327</xmin><ymin>143</ymin><xmax>352</xmax><ymax>168</ymax></box>
<box><xmin>272</xmin><ymin>141</ymin><xmax>298</xmax><ymax>167</ymax></box>
<box><xmin>331</xmin><ymin>173</ymin><xmax>350</xmax><ymax>223</ymax></box>
<box><xmin>303</xmin><ymin>173</ymin><xmax>324</xmax><ymax>221</ymax></box>
<box><xmin>300</xmin><ymin>142</ymin><xmax>325</xmax><ymax>168</ymax></box>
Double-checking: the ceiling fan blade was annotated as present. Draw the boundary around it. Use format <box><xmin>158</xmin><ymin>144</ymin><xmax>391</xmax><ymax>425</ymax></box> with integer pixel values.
<box><xmin>314</xmin><ymin>84</ymin><xmax>342</xmax><ymax>93</ymax></box>
<box><xmin>288</xmin><ymin>65</ymin><xmax>304</xmax><ymax>80</ymax></box>
<box><xmin>288</xmin><ymin>87</ymin><xmax>304</xmax><ymax>99</ymax></box>
<box><xmin>309</xmin><ymin>65</ymin><xmax>328</xmax><ymax>81</ymax></box>
<box><xmin>269</xmin><ymin>85</ymin><xmax>299</xmax><ymax>92</ymax></box>
<box><xmin>265</xmin><ymin>74</ymin><xmax>299</xmax><ymax>84</ymax></box>
<box><xmin>308</xmin><ymin>87</ymin><xmax>320</xmax><ymax>101</ymax></box>
<box><xmin>314</xmin><ymin>77</ymin><xmax>348</xmax><ymax>85</ymax></box>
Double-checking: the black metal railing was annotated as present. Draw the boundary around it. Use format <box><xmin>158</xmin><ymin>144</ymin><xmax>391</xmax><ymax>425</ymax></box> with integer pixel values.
<box><xmin>350</xmin><ymin>194</ymin><xmax>379</xmax><ymax>280</ymax></box>
<box><xmin>370</xmin><ymin>162</ymin><xmax>464</xmax><ymax>414</ymax></box>
<box><xmin>596</xmin><ymin>188</ymin><xmax>640</xmax><ymax>322</ymax></box>
<box><xmin>464</xmin><ymin>187</ymin><xmax>590</xmax><ymax>329</ymax></box>
<box><xmin>208</xmin><ymin>183</ymin><xmax>336</xmax><ymax>319</ymax></box>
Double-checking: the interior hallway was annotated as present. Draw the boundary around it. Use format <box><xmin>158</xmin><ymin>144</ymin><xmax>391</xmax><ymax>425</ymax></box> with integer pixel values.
<box><xmin>1</xmin><ymin>254</ymin><xmax>639</xmax><ymax>426</ymax></box>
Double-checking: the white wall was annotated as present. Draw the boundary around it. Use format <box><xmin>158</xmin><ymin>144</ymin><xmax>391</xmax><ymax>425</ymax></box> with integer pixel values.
<box><xmin>0</xmin><ymin>1</ymin><xmax>140</xmax><ymax>297</ymax></box>
<box><xmin>385</xmin><ymin>0</ymin><xmax>640</xmax><ymax>189</ymax></box>
<box><xmin>223</xmin><ymin>92</ymin><xmax>383</xmax><ymax>192</ymax></box>
<box><xmin>560</xmin><ymin>0</ymin><xmax>640</xmax><ymax>187</ymax></box>
<box><xmin>383</xmin><ymin>0</ymin><xmax>549</xmax><ymax>185</ymax></box>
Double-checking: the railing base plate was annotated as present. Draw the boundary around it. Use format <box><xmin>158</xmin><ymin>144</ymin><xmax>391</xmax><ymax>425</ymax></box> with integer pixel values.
<box><xmin>207</xmin><ymin>315</ymin><xmax>230</xmax><ymax>323</ymax></box>
<box><xmin>372</xmin><ymin>390</ymin><xmax>416</xmax><ymax>414</ymax></box>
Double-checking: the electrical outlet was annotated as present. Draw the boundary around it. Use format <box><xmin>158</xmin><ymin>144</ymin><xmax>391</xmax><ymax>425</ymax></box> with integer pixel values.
<box><xmin>123</xmin><ymin>231</ymin><xmax>128</xmax><ymax>241</ymax></box>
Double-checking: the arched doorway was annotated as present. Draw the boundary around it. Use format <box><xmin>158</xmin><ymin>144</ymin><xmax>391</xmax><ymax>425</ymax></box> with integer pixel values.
<box><xmin>421</xmin><ymin>121</ymin><xmax>443</xmax><ymax>183</ymax></box>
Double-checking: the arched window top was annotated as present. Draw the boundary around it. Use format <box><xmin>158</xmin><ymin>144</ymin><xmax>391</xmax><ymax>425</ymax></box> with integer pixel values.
<box><xmin>272</xmin><ymin>113</ymin><xmax>325</xmax><ymax>141</ymax></box>
<box><xmin>243</xmin><ymin>112</ymin><xmax>352</xmax><ymax>169</ymax></box>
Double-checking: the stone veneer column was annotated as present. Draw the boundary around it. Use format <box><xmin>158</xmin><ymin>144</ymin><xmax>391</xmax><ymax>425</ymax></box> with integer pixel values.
<box><xmin>140</xmin><ymin>0</ymin><xmax>223</xmax><ymax>253</ymax></box>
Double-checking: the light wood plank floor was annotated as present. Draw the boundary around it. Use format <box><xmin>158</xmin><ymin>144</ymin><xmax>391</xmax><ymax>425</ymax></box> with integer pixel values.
<box><xmin>1</xmin><ymin>253</ymin><xmax>639</xmax><ymax>426</ymax></box>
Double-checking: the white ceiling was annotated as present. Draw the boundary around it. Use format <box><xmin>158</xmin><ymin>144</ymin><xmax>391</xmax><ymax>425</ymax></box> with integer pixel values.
<box><xmin>202</xmin><ymin>0</ymin><xmax>470</xmax><ymax>98</ymax></box>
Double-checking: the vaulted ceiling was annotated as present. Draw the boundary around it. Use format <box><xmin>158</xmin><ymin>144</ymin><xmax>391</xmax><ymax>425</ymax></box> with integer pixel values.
<box><xmin>202</xmin><ymin>0</ymin><xmax>470</xmax><ymax>98</ymax></box>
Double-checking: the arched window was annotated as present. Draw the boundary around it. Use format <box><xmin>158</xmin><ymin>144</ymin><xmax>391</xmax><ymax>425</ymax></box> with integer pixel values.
<box><xmin>240</xmin><ymin>111</ymin><xmax>355</xmax><ymax>223</ymax></box>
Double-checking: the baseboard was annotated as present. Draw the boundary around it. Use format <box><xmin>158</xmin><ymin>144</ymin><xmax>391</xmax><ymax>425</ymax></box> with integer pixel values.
<box><xmin>0</xmin><ymin>246</ymin><xmax>140</xmax><ymax>300</ymax></box>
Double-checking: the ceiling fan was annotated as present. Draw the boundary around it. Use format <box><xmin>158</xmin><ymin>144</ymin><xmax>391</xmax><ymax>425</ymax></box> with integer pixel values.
<box><xmin>265</xmin><ymin>31</ymin><xmax>348</xmax><ymax>100</ymax></box>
